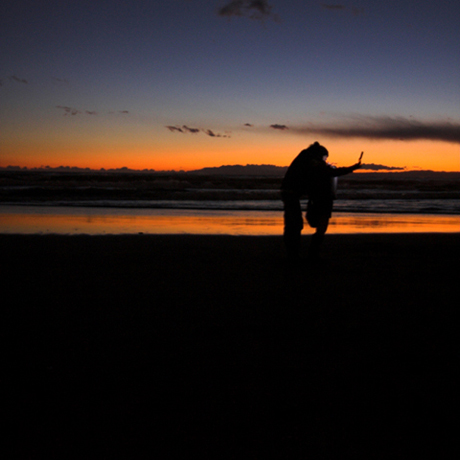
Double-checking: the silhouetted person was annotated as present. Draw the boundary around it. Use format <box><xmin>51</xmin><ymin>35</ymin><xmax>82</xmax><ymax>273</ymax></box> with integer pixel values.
<box><xmin>281</xmin><ymin>142</ymin><xmax>363</xmax><ymax>261</ymax></box>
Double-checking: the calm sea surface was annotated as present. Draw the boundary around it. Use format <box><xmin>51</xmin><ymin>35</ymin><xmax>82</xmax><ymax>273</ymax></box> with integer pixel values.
<box><xmin>2</xmin><ymin>171</ymin><xmax>459</xmax><ymax>234</ymax></box>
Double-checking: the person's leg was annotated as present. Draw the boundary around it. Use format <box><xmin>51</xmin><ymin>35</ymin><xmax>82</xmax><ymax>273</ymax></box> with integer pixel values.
<box><xmin>283</xmin><ymin>195</ymin><xmax>303</xmax><ymax>260</ymax></box>
<box><xmin>308</xmin><ymin>216</ymin><xmax>329</xmax><ymax>260</ymax></box>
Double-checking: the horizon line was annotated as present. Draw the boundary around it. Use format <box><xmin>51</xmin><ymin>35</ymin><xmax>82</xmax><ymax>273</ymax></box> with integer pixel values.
<box><xmin>1</xmin><ymin>164</ymin><xmax>458</xmax><ymax>174</ymax></box>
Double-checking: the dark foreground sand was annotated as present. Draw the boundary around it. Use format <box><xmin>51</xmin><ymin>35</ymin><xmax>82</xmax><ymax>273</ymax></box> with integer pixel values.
<box><xmin>2</xmin><ymin>233</ymin><xmax>459</xmax><ymax>459</ymax></box>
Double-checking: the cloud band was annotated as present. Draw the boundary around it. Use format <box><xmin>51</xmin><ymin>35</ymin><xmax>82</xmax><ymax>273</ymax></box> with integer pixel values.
<box><xmin>289</xmin><ymin>116</ymin><xmax>460</xmax><ymax>144</ymax></box>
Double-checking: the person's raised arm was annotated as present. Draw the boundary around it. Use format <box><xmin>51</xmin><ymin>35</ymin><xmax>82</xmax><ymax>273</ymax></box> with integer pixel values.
<box><xmin>352</xmin><ymin>151</ymin><xmax>364</xmax><ymax>170</ymax></box>
<box><xmin>329</xmin><ymin>152</ymin><xmax>364</xmax><ymax>177</ymax></box>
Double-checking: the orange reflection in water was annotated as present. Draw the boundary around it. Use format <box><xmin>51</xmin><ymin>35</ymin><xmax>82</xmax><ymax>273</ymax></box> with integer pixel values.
<box><xmin>1</xmin><ymin>206</ymin><xmax>459</xmax><ymax>235</ymax></box>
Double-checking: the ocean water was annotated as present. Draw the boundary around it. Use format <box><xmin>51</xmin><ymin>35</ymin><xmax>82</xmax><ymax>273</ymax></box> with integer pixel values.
<box><xmin>1</xmin><ymin>172</ymin><xmax>459</xmax><ymax>234</ymax></box>
<box><xmin>2</xmin><ymin>195</ymin><xmax>460</xmax><ymax>214</ymax></box>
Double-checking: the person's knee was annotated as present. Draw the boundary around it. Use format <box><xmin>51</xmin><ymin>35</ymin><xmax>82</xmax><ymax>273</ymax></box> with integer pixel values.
<box><xmin>316</xmin><ymin>217</ymin><xmax>329</xmax><ymax>234</ymax></box>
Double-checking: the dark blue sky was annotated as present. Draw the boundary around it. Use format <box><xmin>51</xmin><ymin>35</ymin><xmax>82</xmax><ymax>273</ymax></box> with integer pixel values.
<box><xmin>1</xmin><ymin>0</ymin><xmax>459</xmax><ymax>170</ymax></box>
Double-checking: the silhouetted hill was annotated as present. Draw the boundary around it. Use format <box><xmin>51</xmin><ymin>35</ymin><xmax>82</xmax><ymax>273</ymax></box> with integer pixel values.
<box><xmin>188</xmin><ymin>164</ymin><xmax>288</xmax><ymax>176</ymax></box>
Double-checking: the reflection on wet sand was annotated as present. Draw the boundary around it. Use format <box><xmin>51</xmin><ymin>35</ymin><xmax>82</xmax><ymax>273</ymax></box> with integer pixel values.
<box><xmin>327</xmin><ymin>214</ymin><xmax>459</xmax><ymax>233</ymax></box>
<box><xmin>0</xmin><ymin>206</ymin><xmax>458</xmax><ymax>235</ymax></box>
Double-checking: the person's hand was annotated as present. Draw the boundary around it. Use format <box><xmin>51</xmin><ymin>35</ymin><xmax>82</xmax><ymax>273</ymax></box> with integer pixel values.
<box><xmin>354</xmin><ymin>151</ymin><xmax>364</xmax><ymax>169</ymax></box>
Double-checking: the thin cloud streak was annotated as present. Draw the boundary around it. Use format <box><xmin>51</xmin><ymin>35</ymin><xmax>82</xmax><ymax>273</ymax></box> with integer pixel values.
<box><xmin>218</xmin><ymin>1</ymin><xmax>278</xmax><ymax>21</ymax></box>
<box><xmin>166</xmin><ymin>125</ymin><xmax>230</xmax><ymax>138</ymax></box>
<box><xmin>56</xmin><ymin>106</ymin><xmax>130</xmax><ymax>116</ymax></box>
<box><xmin>9</xmin><ymin>75</ymin><xmax>28</xmax><ymax>84</ymax></box>
<box><xmin>183</xmin><ymin>125</ymin><xmax>200</xmax><ymax>134</ymax></box>
<box><xmin>270</xmin><ymin>124</ymin><xmax>288</xmax><ymax>130</ymax></box>
<box><xmin>57</xmin><ymin>106</ymin><xmax>81</xmax><ymax>116</ymax></box>
<box><xmin>289</xmin><ymin>117</ymin><xmax>460</xmax><ymax>144</ymax></box>
<box><xmin>0</xmin><ymin>75</ymin><xmax>28</xmax><ymax>85</ymax></box>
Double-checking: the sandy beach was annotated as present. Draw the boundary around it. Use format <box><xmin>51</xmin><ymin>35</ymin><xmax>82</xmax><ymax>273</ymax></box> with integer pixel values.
<box><xmin>2</xmin><ymin>233</ymin><xmax>459</xmax><ymax>458</ymax></box>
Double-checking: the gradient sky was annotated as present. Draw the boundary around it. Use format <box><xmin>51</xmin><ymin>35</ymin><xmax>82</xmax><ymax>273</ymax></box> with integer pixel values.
<box><xmin>1</xmin><ymin>0</ymin><xmax>459</xmax><ymax>171</ymax></box>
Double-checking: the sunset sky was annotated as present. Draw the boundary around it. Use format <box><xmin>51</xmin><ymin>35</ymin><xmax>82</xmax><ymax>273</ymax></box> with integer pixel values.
<box><xmin>1</xmin><ymin>0</ymin><xmax>459</xmax><ymax>171</ymax></box>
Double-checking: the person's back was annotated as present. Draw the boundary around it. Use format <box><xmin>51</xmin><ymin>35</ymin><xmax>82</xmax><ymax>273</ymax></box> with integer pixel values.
<box><xmin>281</xmin><ymin>142</ymin><xmax>328</xmax><ymax>197</ymax></box>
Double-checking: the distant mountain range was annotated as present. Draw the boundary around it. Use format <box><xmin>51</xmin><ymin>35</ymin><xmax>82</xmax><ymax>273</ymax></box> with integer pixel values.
<box><xmin>0</xmin><ymin>164</ymin><xmax>287</xmax><ymax>175</ymax></box>
<box><xmin>1</xmin><ymin>164</ymin><xmax>458</xmax><ymax>179</ymax></box>
<box><xmin>188</xmin><ymin>164</ymin><xmax>288</xmax><ymax>175</ymax></box>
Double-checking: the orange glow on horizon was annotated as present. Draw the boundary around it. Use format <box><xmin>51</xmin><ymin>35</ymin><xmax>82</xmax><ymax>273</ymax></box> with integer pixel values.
<box><xmin>1</xmin><ymin>136</ymin><xmax>458</xmax><ymax>172</ymax></box>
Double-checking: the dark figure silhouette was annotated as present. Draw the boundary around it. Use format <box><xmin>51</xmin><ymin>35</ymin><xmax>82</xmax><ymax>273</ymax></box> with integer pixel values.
<box><xmin>281</xmin><ymin>142</ymin><xmax>363</xmax><ymax>260</ymax></box>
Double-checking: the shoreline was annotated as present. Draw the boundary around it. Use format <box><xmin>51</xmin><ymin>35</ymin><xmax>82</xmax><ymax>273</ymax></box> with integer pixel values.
<box><xmin>1</xmin><ymin>205</ymin><xmax>459</xmax><ymax>235</ymax></box>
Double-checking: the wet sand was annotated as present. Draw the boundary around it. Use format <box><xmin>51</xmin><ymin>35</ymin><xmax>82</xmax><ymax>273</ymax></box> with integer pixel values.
<box><xmin>2</xmin><ymin>233</ymin><xmax>459</xmax><ymax>458</ymax></box>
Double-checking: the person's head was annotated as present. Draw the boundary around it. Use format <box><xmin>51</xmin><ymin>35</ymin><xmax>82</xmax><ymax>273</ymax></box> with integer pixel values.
<box><xmin>303</xmin><ymin>141</ymin><xmax>329</xmax><ymax>161</ymax></box>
